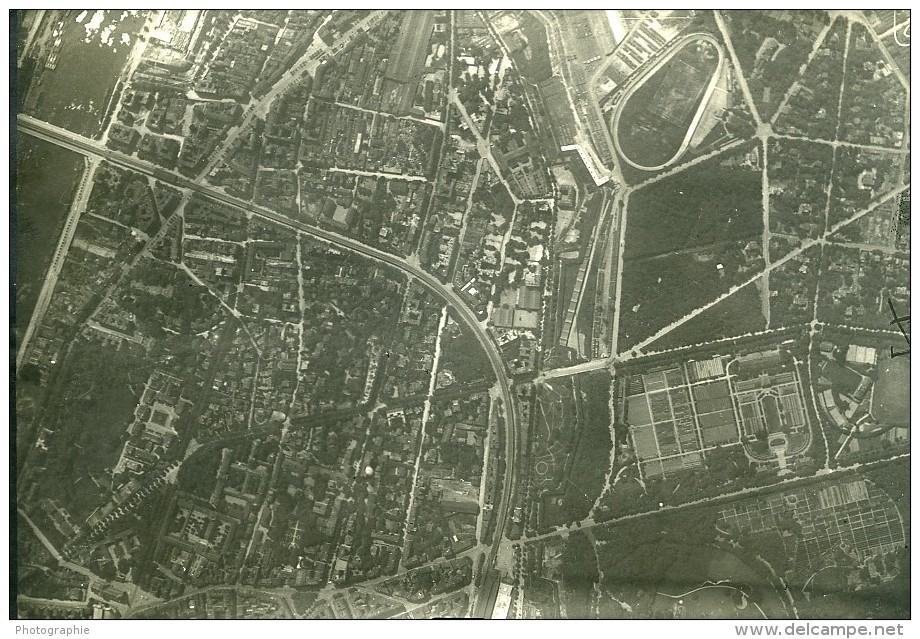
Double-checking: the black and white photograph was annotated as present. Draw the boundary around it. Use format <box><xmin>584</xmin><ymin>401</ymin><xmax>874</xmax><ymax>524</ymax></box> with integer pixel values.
<box><xmin>8</xmin><ymin>5</ymin><xmax>913</xmax><ymax>627</ymax></box>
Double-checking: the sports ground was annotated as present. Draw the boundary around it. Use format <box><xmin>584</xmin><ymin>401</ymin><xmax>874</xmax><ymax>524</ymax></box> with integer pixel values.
<box><xmin>612</xmin><ymin>34</ymin><xmax>723</xmax><ymax>170</ymax></box>
<box><xmin>871</xmin><ymin>356</ymin><xmax>909</xmax><ymax>427</ymax></box>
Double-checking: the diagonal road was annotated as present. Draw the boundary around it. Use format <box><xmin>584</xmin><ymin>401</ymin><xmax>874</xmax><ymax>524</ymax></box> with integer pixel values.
<box><xmin>713</xmin><ymin>10</ymin><xmax>763</xmax><ymax>126</ymax></box>
<box><xmin>16</xmin><ymin>113</ymin><xmax>519</xmax><ymax>616</ymax></box>
<box><xmin>628</xmin><ymin>184</ymin><xmax>910</xmax><ymax>356</ymax></box>
<box><xmin>199</xmin><ymin>10</ymin><xmax>391</xmax><ymax>179</ymax></box>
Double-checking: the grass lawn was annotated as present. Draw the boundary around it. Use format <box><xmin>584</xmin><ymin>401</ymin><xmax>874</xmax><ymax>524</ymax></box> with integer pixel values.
<box><xmin>871</xmin><ymin>356</ymin><xmax>909</xmax><ymax>427</ymax></box>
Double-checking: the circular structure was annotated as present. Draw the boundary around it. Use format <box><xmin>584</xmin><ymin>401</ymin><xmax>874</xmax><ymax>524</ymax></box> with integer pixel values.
<box><xmin>611</xmin><ymin>34</ymin><xmax>724</xmax><ymax>171</ymax></box>
<box><xmin>534</xmin><ymin>460</ymin><xmax>549</xmax><ymax>476</ymax></box>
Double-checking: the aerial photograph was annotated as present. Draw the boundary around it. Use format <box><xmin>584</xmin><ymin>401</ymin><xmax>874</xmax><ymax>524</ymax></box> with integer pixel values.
<box><xmin>12</xmin><ymin>8</ymin><xmax>910</xmax><ymax>622</ymax></box>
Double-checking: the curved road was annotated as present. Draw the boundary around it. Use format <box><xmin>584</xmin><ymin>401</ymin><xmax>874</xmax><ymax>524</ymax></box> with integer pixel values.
<box><xmin>17</xmin><ymin>114</ymin><xmax>518</xmax><ymax>614</ymax></box>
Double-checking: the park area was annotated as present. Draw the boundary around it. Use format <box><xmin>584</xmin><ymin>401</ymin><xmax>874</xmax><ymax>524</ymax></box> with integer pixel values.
<box><xmin>618</xmin><ymin>240</ymin><xmax>763</xmax><ymax>352</ymax></box>
<box><xmin>623</xmin><ymin>145</ymin><xmax>763</xmax><ymax>259</ymax></box>
<box><xmin>648</xmin><ymin>282</ymin><xmax>767</xmax><ymax>352</ymax></box>
<box><xmin>618</xmin><ymin>145</ymin><xmax>764</xmax><ymax>350</ymax></box>
<box><xmin>534</xmin><ymin>372</ymin><xmax>612</xmax><ymax>528</ymax></box>
<box><xmin>594</xmin><ymin>507</ymin><xmax>789</xmax><ymax>619</ymax></box>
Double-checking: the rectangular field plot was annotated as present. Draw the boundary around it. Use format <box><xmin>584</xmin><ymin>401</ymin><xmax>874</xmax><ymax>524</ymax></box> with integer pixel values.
<box><xmin>692</xmin><ymin>382</ymin><xmax>734</xmax><ymax>420</ymax></box>
<box><xmin>664</xmin><ymin>367</ymin><xmax>685</xmax><ymax>388</ymax></box>
<box><xmin>661</xmin><ymin>452</ymin><xmax>703</xmax><ymax>474</ymax></box>
<box><xmin>654</xmin><ymin>421</ymin><xmax>680</xmax><ymax>455</ymax></box>
<box><xmin>817</xmin><ymin>481</ymin><xmax>868</xmax><ymax>509</ymax></box>
<box><xmin>672</xmin><ymin>405</ymin><xmax>694</xmax><ymax>422</ymax></box>
<box><xmin>699</xmin><ymin>411</ymin><xmax>738</xmax><ymax>445</ymax></box>
<box><xmin>624</xmin><ymin>358</ymin><xmax>760</xmax><ymax>478</ymax></box>
<box><xmin>762</xmin><ymin>395</ymin><xmax>782</xmax><ymax>433</ymax></box>
<box><xmin>739</xmin><ymin>402</ymin><xmax>762</xmax><ymax>436</ymax></box>
<box><xmin>643</xmin><ymin>460</ymin><xmax>666</xmax><ymax>479</ymax></box>
<box><xmin>779</xmin><ymin>393</ymin><xmax>806</xmax><ymax>430</ymax></box>
<box><xmin>692</xmin><ymin>379</ymin><xmax>731</xmax><ymax>401</ymax></box>
<box><xmin>692</xmin><ymin>378</ymin><xmax>739</xmax><ymax>445</ymax></box>
<box><xmin>631</xmin><ymin>425</ymin><xmax>659</xmax><ymax>460</ymax></box>
<box><xmin>652</xmin><ymin>60</ymin><xmax>710</xmax><ymax>126</ymax></box>
<box><xmin>626</xmin><ymin>395</ymin><xmax>652</xmax><ymax>426</ymax></box>
<box><xmin>677</xmin><ymin>419</ymin><xmax>701</xmax><ymax>452</ymax></box>
<box><xmin>626</xmin><ymin>375</ymin><xmax>646</xmax><ymax>396</ymax></box>
<box><xmin>672</xmin><ymin>402</ymin><xmax>694</xmax><ymax>422</ymax></box>
<box><xmin>688</xmin><ymin>356</ymin><xmax>726</xmax><ymax>382</ymax></box>
<box><xmin>642</xmin><ymin>370</ymin><xmax>668</xmax><ymax>392</ymax></box>
<box><xmin>669</xmin><ymin>387</ymin><xmax>690</xmax><ymax>406</ymax></box>
<box><xmin>733</xmin><ymin>366</ymin><xmax>808</xmax><ymax>438</ymax></box>
<box><xmin>648</xmin><ymin>391</ymin><xmax>673</xmax><ymax>423</ymax></box>
<box><xmin>644</xmin><ymin>451</ymin><xmax>705</xmax><ymax>480</ymax></box>
<box><xmin>694</xmin><ymin>396</ymin><xmax>733</xmax><ymax>415</ymax></box>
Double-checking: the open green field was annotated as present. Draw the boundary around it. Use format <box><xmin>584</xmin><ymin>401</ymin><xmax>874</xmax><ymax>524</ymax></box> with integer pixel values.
<box><xmin>15</xmin><ymin>135</ymin><xmax>85</xmax><ymax>345</ymax></box>
<box><xmin>871</xmin><ymin>356</ymin><xmax>909</xmax><ymax>427</ymax></box>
